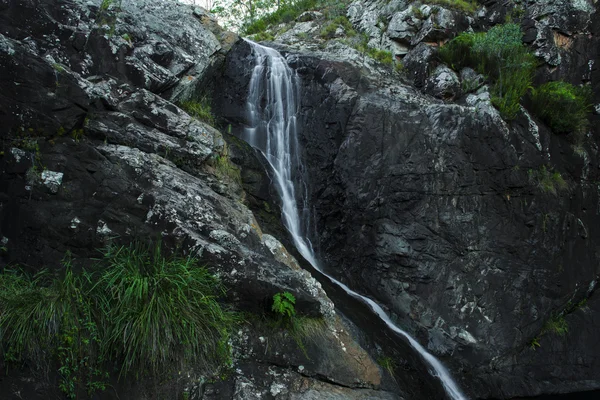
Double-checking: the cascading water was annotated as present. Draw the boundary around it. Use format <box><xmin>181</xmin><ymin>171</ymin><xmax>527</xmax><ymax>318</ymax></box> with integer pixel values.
<box><xmin>243</xmin><ymin>39</ymin><xmax>467</xmax><ymax>400</ymax></box>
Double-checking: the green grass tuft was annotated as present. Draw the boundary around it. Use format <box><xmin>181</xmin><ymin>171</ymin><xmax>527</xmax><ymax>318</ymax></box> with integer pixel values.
<box><xmin>543</xmin><ymin>314</ymin><xmax>568</xmax><ymax>336</ymax></box>
<box><xmin>179</xmin><ymin>96</ymin><xmax>215</xmax><ymax>126</ymax></box>
<box><xmin>93</xmin><ymin>242</ymin><xmax>237</xmax><ymax>378</ymax></box>
<box><xmin>528</xmin><ymin>165</ymin><xmax>568</xmax><ymax>196</ymax></box>
<box><xmin>440</xmin><ymin>23</ymin><xmax>537</xmax><ymax>120</ymax></box>
<box><xmin>530</xmin><ymin>81</ymin><xmax>592</xmax><ymax>134</ymax></box>
<box><xmin>417</xmin><ymin>0</ymin><xmax>479</xmax><ymax>14</ymax></box>
<box><xmin>320</xmin><ymin>16</ymin><xmax>356</xmax><ymax>38</ymax></box>
<box><xmin>0</xmin><ymin>244</ymin><xmax>237</xmax><ymax>397</ymax></box>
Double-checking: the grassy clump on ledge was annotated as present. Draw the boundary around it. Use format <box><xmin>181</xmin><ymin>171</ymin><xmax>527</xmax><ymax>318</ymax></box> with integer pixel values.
<box><xmin>528</xmin><ymin>165</ymin><xmax>568</xmax><ymax>196</ymax></box>
<box><xmin>0</xmin><ymin>243</ymin><xmax>237</xmax><ymax>398</ymax></box>
<box><xmin>179</xmin><ymin>95</ymin><xmax>215</xmax><ymax>126</ymax></box>
<box><xmin>412</xmin><ymin>0</ymin><xmax>479</xmax><ymax>14</ymax></box>
<box><xmin>320</xmin><ymin>15</ymin><xmax>356</xmax><ymax>38</ymax></box>
<box><xmin>530</xmin><ymin>81</ymin><xmax>592</xmax><ymax>134</ymax></box>
<box><xmin>440</xmin><ymin>23</ymin><xmax>537</xmax><ymax>120</ymax></box>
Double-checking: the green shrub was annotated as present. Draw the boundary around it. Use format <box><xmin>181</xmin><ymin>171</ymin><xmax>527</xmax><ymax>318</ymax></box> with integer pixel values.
<box><xmin>243</xmin><ymin>0</ymin><xmax>352</xmax><ymax>35</ymax></box>
<box><xmin>252</xmin><ymin>31</ymin><xmax>275</xmax><ymax>42</ymax></box>
<box><xmin>244</xmin><ymin>0</ymin><xmax>318</xmax><ymax>35</ymax></box>
<box><xmin>440</xmin><ymin>23</ymin><xmax>537</xmax><ymax>119</ymax></box>
<box><xmin>530</xmin><ymin>81</ymin><xmax>592</xmax><ymax>134</ymax></box>
<box><xmin>179</xmin><ymin>96</ymin><xmax>215</xmax><ymax>126</ymax></box>
<box><xmin>439</xmin><ymin>32</ymin><xmax>479</xmax><ymax>70</ymax></box>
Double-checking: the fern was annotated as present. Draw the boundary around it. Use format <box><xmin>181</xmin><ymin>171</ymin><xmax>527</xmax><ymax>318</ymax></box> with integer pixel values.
<box><xmin>272</xmin><ymin>292</ymin><xmax>296</xmax><ymax>319</ymax></box>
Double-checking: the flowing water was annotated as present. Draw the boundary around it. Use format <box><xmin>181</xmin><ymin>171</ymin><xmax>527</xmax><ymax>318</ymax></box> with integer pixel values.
<box><xmin>243</xmin><ymin>39</ymin><xmax>467</xmax><ymax>400</ymax></box>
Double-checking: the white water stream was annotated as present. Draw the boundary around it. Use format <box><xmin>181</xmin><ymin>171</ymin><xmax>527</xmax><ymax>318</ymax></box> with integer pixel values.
<box><xmin>243</xmin><ymin>39</ymin><xmax>467</xmax><ymax>400</ymax></box>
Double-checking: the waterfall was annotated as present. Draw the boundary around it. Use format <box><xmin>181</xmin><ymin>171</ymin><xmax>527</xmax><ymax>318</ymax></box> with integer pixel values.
<box><xmin>243</xmin><ymin>39</ymin><xmax>467</xmax><ymax>400</ymax></box>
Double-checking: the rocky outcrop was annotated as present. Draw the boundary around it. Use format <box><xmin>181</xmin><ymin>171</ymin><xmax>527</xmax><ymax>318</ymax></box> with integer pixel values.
<box><xmin>217</xmin><ymin>0</ymin><xmax>600</xmax><ymax>398</ymax></box>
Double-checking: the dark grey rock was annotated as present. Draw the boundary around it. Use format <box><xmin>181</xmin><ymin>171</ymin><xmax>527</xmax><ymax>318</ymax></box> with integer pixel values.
<box><xmin>402</xmin><ymin>42</ymin><xmax>437</xmax><ymax>89</ymax></box>
<box><xmin>424</xmin><ymin>64</ymin><xmax>461</xmax><ymax>100</ymax></box>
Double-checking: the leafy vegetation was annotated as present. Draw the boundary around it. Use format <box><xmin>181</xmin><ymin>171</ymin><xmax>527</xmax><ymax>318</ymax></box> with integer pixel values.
<box><xmin>0</xmin><ymin>243</ymin><xmax>236</xmax><ymax>398</ymax></box>
<box><xmin>440</xmin><ymin>23</ymin><xmax>537</xmax><ymax>119</ymax></box>
<box><xmin>320</xmin><ymin>15</ymin><xmax>356</xmax><ymax>38</ymax></box>
<box><xmin>0</xmin><ymin>256</ymin><xmax>107</xmax><ymax>399</ymax></box>
<box><xmin>179</xmin><ymin>95</ymin><xmax>215</xmax><ymax>126</ymax></box>
<box><xmin>530</xmin><ymin>81</ymin><xmax>592</xmax><ymax>134</ymax></box>
<box><xmin>94</xmin><ymin>243</ymin><xmax>237</xmax><ymax>378</ymax></box>
<box><xmin>528</xmin><ymin>165</ymin><xmax>568</xmax><ymax>196</ymax></box>
<box><xmin>272</xmin><ymin>291</ymin><xmax>297</xmax><ymax>318</ymax></box>
<box><xmin>267</xmin><ymin>292</ymin><xmax>325</xmax><ymax>356</ymax></box>
<box><xmin>415</xmin><ymin>0</ymin><xmax>479</xmax><ymax>14</ymax></box>
<box><xmin>240</xmin><ymin>0</ymin><xmax>351</xmax><ymax>35</ymax></box>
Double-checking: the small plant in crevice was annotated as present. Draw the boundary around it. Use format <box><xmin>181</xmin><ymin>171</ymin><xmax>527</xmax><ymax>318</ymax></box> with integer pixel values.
<box><xmin>272</xmin><ymin>291</ymin><xmax>297</xmax><ymax>319</ymax></box>
<box><xmin>528</xmin><ymin>165</ymin><xmax>567</xmax><ymax>196</ymax></box>
<box><xmin>267</xmin><ymin>292</ymin><xmax>325</xmax><ymax>358</ymax></box>
<box><xmin>529</xmin><ymin>336</ymin><xmax>541</xmax><ymax>350</ymax></box>
<box><xmin>377</xmin><ymin>356</ymin><xmax>397</xmax><ymax>381</ymax></box>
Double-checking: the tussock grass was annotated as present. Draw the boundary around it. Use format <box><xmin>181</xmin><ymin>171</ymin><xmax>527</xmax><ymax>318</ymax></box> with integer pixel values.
<box><xmin>93</xmin><ymin>243</ymin><xmax>237</xmax><ymax>378</ymax></box>
<box><xmin>440</xmin><ymin>23</ymin><xmax>537</xmax><ymax>119</ymax></box>
<box><xmin>528</xmin><ymin>165</ymin><xmax>567</xmax><ymax>196</ymax></box>
<box><xmin>0</xmin><ymin>243</ymin><xmax>237</xmax><ymax>397</ymax></box>
<box><xmin>531</xmin><ymin>81</ymin><xmax>592</xmax><ymax>134</ymax></box>
<box><xmin>179</xmin><ymin>96</ymin><xmax>215</xmax><ymax>126</ymax></box>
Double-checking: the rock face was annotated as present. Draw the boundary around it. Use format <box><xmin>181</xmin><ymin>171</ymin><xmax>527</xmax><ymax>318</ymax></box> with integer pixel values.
<box><xmin>217</xmin><ymin>1</ymin><xmax>600</xmax><ymax>399</ymax></box>
<box><xmin>0</xmin><ymin>0</ymin><xmax>398</xmax><ymax>399</ymax></box>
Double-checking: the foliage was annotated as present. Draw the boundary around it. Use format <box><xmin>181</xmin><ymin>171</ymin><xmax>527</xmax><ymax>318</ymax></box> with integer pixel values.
<box><xmin>320</xmin><ymin>16</ymin><xmax>356</xmax><ymax>38</ymax></box>
<box><xmin>528</xmin><ymin>165</ymin><xmax>567</xmax><ymax>196</ymax></box>
<box><xmin>214</xmin><ymin>152</ymin><xmax>242</xmax><ymax>184</ymax></box>
<box><xmin>272</xmin><ymin>291</ymin><xmax>296</xmax><ymax>319</ymax></box>
<box><xmin>417</xmin><ymin>0</ymin><xmax>479</xmax><ymax>14</ymax></box>
<box><xmin>0</xmin><ymin>256</ymin><xmax>108</xmax><ymax>399</ymax></box>
<box><xmin>240</xmin><ymin>0</ymin><xmax>351</xmax><ymax>35</ymax></box>
<box><xmin>377</xmin><ymin>356</ymin><xmax>397</xmax><ymax>379</ymax></box>
<box><xmin>99</xmin><ymin>0</ymin><xmax>114</xmax><ymax>11</ymax></box>
<box><xmin>529</xmin><ymin>336</ymin><xmax>540</xmax><ymax>350</ymax></box>
<box><xmin>252</xmin><ymin>30</ymin><xmax>275</xmax><ymax>41</ymax></box>
<box><xmin>530</xmin><ymin>81</ymin><xmax>592</xmax><ymax>134</ymax></box>
<box><xmin>93</xmin><ymin>243</ymin><xmax>237</xmax><ymax>378</ymax></box>
<box><xmin>0</xmin><ymin>244</ymin><xmax>236</xmax><ymax>397</ymax></box>
<box><xmin>440</xmin><ymin>23</ymin><xmax>537</xmax><ymax>119</ymax></box>
<box><xmin>179</xmin><ymin>96</ymin><xmax>215</xmax><ymax>126</ymax></box>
